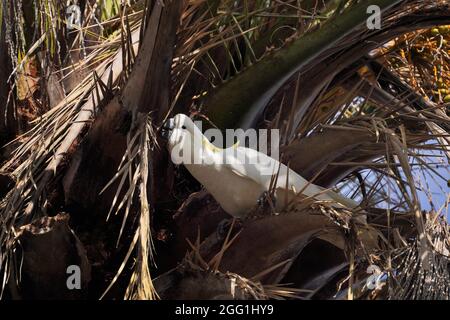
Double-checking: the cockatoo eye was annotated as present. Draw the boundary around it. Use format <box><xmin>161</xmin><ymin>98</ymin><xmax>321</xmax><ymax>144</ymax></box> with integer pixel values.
<box><xmin>182</xmin><ymin>125</ymin><xmax>187</xmax><ymax>129</ymax></box>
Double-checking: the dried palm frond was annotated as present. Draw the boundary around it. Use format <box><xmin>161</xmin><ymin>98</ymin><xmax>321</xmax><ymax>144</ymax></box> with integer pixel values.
<box><xmin>100</xmin><ymin>114</ymin><xmax>158</xmax><ymax>300</ymax></box>
<box><xmin>390</xmin><ymin>214</ymin><xmax>450</xmax><ymax>300</ymax></box>
<box><xmin>124</xmin><ymin>115</ymin><xmax>158</xmax><ymax>300</ymax></box>
<box><xmin>178</xmin><ymin>224</ymin><xmax>304</xmax><ymax>300</ymax></box>
<box><xmin>0</xmin><ymin>1</ymin><xmax>145</xmax><ymax>297</ymax></box>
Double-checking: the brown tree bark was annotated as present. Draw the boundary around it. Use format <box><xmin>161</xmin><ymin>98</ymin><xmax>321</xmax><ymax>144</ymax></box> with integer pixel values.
<box><xmin>0</xmin><ymin>9</ymin><xmax>17</xmax><ymax>149</ymax></box>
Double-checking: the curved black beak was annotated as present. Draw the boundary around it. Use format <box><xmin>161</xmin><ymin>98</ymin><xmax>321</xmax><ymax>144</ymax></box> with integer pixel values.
<box><xmin>161</xmin><ymin>118</ymin><xmax>174</xmax><ymax>140</ymax></box>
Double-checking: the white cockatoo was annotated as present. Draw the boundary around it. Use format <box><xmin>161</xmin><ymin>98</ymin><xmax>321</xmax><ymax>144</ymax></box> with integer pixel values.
<box><xmin>163</xmin><ymin>114</ymin><xmax>359</xmax><ymax>218</ymax></box>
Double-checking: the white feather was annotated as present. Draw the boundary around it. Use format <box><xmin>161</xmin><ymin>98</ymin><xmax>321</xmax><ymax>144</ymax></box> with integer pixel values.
<box><xmin>166</xmin><ymin>114</ymin><xmax>359</xmax><ymax>218</ymax></box>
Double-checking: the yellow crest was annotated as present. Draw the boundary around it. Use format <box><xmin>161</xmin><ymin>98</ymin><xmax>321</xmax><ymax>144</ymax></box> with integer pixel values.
<box><xmin>202</xmin><ymin>137</ymin><xmax>239</xmax><ymax>153</ymax></box>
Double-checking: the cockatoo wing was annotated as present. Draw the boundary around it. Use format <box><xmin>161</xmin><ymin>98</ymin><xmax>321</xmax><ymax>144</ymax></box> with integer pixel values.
<box><xmin>223</xmin><ymin>146</ymin><xmax>321</xmax><ymax>194</ymax></box>
<box><xmin>222</xmin><ymin>146</ymin><xmax>359</xmax><ymax>209</ymax></box>
<box><xmin>222</xmin><ymin>146</ymin><xmax>278</xmax><ymax>188</ymax></box>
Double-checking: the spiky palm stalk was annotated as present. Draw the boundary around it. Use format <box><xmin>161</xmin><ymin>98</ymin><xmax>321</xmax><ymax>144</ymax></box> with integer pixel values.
<box><xmin>0</xmin><ymin>0</ymin><xmax>449</xmax><ymax>300</ymax></box>
<box><xmin>98</xmin><ymin>114</ymin><xmax>158</xmax><ymax>300</ymax></box>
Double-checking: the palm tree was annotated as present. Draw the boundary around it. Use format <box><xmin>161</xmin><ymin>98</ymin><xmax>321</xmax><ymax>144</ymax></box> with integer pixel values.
<box><xmin>0</xmin><ymin>0</ymin><xmax>449</xmax><ymax>300</ymax></box>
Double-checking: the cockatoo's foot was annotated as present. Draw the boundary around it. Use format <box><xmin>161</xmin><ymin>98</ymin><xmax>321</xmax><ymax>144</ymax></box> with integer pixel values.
<box><xmin>216</xmin><ymin>218</ymin><xmax>241</xmax><ymax>240</ymax></box>
<box><xmin>256</xmin><ymin>191</ymin><xmax>276</xmax><ymax>213</ymax></box>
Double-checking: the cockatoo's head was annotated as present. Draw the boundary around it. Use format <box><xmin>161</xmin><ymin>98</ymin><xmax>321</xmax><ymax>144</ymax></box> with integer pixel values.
<box><xmin>162</xmin><ymin>113</ymin><xmax>202</xmax><ymax>154</ymax></box>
